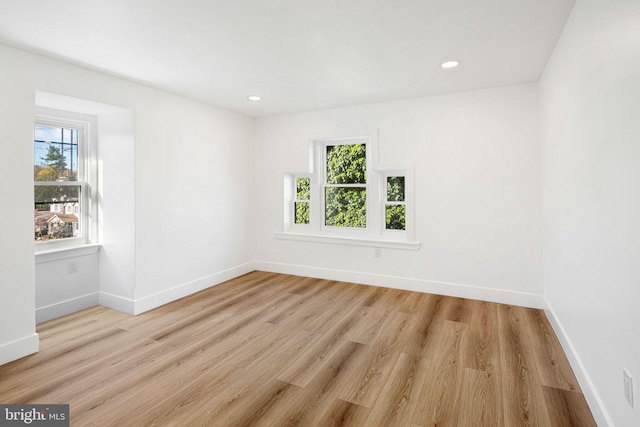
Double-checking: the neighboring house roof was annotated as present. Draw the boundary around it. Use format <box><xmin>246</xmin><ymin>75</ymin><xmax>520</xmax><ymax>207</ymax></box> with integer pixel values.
<box><xmin>34</xmin><ymin>211</ymin><xmax>56</xmax><ymax>228</ymax></box>
<box><xmin>50</xmin><ymin>214</ymin><xmax>78</xmax><ymax>224</ymax></box>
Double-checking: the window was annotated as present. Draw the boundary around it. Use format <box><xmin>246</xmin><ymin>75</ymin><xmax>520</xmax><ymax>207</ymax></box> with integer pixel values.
<box><xmin>281</xmin><ymin>132</ymin><xmax>418</xmax><ymax>249</ymax></box>
<box><xmin>294</xmin><ymin>177</ymin><xmax>310</xmax><ymax>225</ymax></box>
<box><xmin>323</xmin><ymin>142</ymin><xmax>367</xmax><ymax>228</ymax></box>
<box><xmin>385</xmin><ymin>175</ymin><xmax>406</xmax><ymax>231</ymax></box>
<box><xmin>33</xmin><ymin>109</ymin><xmax>95</xmax><ymax>248</ymax></box>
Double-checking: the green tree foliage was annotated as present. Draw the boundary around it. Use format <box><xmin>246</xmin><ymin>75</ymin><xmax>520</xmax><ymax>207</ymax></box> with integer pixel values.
<box><xmin>35</xmin><ymin>153</ymin><xmax>66</xmax><ymax>210</ymax></box>
<box><xmin>385</xmin><ymin>204</ymin><xmax>406</xmax><ymax>230</ymax></box>
<box><xmin>41</xmin><ymin>145</ymin><xmax>67</xmax><ymax>176</ymax></box>
<box><xmin>295</xmin><ymin>177</ymin><xmax>310</xmax><ymax>224</ymax></box>
<box><xmin>296</xmin><ymin>177</ymin><xmax>310</xmax><ymax>199</ymax></box>
<box><xmin>387</xmin><ymin>176</ymin><xmax>405</xmax><ymax>201</ymax></box>
<box><xmin>385</xmin><ymin>176</ymin><xmax>406</xmax><ymax>230</ymax></box>
<box><xmin>326</xmin><ymin>144</ymin><xmax>366</xmax><ymax>184</ymax></box>
<box><xmin>326</xmin><ymin>187</ymin><xmax>366</xmax><ymax>227</ymax></box>
<box><xmin>325</xmin><ymin>144</ymin><xmax>367</xmax><ymax>228</ymax></box>
<box><xmin>35</xmin><ymin>145</ymin><xmax>75</xmax><ymax>212</ymax></box>
<box><xmin>295</xmin><ymin>202</ymin><xmax>310</xmax><ymax>224</ymax></box>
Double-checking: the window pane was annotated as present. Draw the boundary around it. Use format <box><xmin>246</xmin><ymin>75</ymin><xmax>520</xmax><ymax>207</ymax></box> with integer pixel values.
<box><xmin>326</xmin><ymin>143</ymin><xmax>366</xmax><ymax>184</ymax></box>
<box><xmin>295</xmin><ymin>202</ymin><xmax>310</xmax><ymax>224</ymax></box>
<box><xmin>385</xmin><ymin>204</ymin><xmax>406</xmax><ymax>230</ymax></box>
<box><xmin>325</xmin><ymin>187</ymin><xmax>366</xmax><ymax>228</ymax></box>
<box><xmin>387</xmin><ymin>176</ymin><xmax>405</xmax><ymax>202</ymax></box>
<box><xmin>296</xmin><ymin>177</ymin><xmax>310</xmax><ymax>200</ymax></box>
<box><xmin>34</xmin><ymin>185</ymin><xmax>81</xmax><ymax>241</ymax></box>
<box><xmin>34</xmin><ymin>124</ymin><xmax>79</xmax><ymax>182</ymax></box>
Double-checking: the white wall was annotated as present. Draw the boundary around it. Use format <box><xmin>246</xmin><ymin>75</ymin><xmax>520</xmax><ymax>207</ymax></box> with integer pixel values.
<box><xmin>97</xmin><ymin>108</ymin><xmax>136</xmax><ymax>312</ymax></box>
<box><xmin>540</xmin><ymin>0</ymin><xmax>640</xmax><ymax>425</ymax></box>
<box><xmin>254</xmin><ymin>84</ymin><xmax>543</xmax><ymax>307</ymax></box>
<box><xmin>133</xmin><ymin>94</ymin><xmax>255</xmax><ymax>313</ymax></box>
<box><xmin>0</xmin><ymin>43</ymin><xmax>254</xmax><ymax>363</ymax></box>
<box><xmin>35</xmin><ymin>248</ymin><xmax>100</xmax><ymax>323</ymax></box>
<box><xmin>0</xmin><ymin>46</ymin><xmax>39</xmax><ymax>363</ymax></box>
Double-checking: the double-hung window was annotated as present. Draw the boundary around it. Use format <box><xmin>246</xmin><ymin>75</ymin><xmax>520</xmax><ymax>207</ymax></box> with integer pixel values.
<box><xmin>34</xmin><ymin>109</ymin><xmax>94</xmax><ymax>248</ymax></box>
<box><xmin>282</xmin><ymin>132</ymin><xmax>418</xmax><ymax>249</ymax></box>
<box><xmin>384</xmin><ymin>175</ymin><xmax>406</xmax><ymax>231</ymax></box>
<box><xmin>294</xmin><ymin>176</ymin><xmax>311</xmax><ymax>225</ymax></box>
<box><xmin>323</xmin><ymin>140</ymin><xmax>368</xmax><ymax>229</ymax></box>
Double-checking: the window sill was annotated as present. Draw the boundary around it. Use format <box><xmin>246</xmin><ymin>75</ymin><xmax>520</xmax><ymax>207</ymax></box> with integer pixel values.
<box><xmin>274</xmin><ymin>232</ymin><xmax>421</xmax><ymax>250</ymax></box>
<box><xmin>35</xmin><ymin>243</ymin><xmax>102</xmax><ymax>264</ymax></box>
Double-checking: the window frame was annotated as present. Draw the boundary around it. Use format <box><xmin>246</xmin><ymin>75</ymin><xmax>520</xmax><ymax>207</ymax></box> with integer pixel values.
<box><xmin>293</xmin><ymin>175</ymin><xmax>311</xmax><ymax>226</ymax></box>
<box><xmin>320</xmin><ymin>137</ymin><xmax>371</xmax><ymax>235</ymax></box>
<box><xmin>382</xmin><ymin>172</ymin><xmax>407</xmax><ymax>233</ymax></box>
<box><xmin>34</xmin><ymin>108</ymin><xmax>97</xmax><ymax>252</ymax></box>
<box><xmin>284</xmin><ymin>172</ymin><xmax>315</xmax><ymax>233</ymax></box>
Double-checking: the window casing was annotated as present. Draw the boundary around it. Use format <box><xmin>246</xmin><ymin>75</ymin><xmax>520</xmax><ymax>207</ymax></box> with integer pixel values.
<box><xmin>34</xmin><ymin>109</ymin><xmax>96</xmax><ymax>250</ymax></box>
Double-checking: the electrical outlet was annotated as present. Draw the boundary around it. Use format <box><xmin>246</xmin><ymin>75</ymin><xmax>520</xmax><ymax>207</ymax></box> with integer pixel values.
<box><xmin>68</xmin><ymin>260</ymin><xmax>79</xmax><ymax>274</ymax></box>
<box><xmin>623</xmin><ymin>369</ymin><xmax>634</xmax><ymax>408</ymax></box>
<box><xmin>374</xmin><ymin>247</ymin><xmax>381</xmax><ymax>257</ymax></box>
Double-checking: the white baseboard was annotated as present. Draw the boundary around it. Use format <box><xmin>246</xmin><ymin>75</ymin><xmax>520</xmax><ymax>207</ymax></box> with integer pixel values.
<box><xmin>99</xmin><ymin>291</ymin><xmax>135</xmax><ymax>315</ymax></box>
<box><xmin>0</xmin><ymin>333</ymin><xmax>39</xmax><ymax>366</ymax></box>
<box><xmin>36</xmin><ymin>292</ymin><xmax>100</xmax><ymax>324</ymax></box>
<box><xmin>94</xmin><ymin>263</ymin><xmax>256</xmax><ymax>316</ymax></box>
<box><xmin>132</xmin><ymin>262</ymin><xmax>256</xmax><ymax>315</ymax></box>
<box><xmin>253</xmin><ymin>261</ymin><xmax>546</xmax><ymax>308</ymax></box>
<box><xmin>544</xmin><ymin>300</ymin><xmax>613</xmax><ymax>427</ymax></box>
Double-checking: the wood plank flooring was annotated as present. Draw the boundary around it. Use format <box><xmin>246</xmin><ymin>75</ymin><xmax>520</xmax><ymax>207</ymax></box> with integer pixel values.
<box><xmin>0</xmin><ymin>271</ymin><xmax>596</xmax><ymax>426</ymax></box>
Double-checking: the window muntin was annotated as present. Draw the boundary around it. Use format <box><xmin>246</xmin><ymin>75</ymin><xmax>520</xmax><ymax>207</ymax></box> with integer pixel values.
<box><xmin>323</xmin><ymin>142</ymin><xmax>367</xmax><ymax>228</ymax></box>
<box><xmin>385</xmin><ymin>176</ymin><xmax>406</xmax><ymax>230</ymax></box>
<box><xmin>33</xmin><ymin>120</ymin><xmax>87</xmax><ymax>244</ymax></box>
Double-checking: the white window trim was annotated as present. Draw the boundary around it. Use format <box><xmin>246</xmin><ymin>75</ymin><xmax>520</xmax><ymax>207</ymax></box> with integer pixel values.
<box><xmin>287</xmin><ymin>174</ymin><xmax>313</xmax><ymax>228</ymax></box>
<box><xmin>34</xmin><ymin>107</ymin><xmax>98</xmax><ymax>253</ymax></box>
<box><xmin>378</xmin><ymin>165</ymin><xmax>416</xmax><ymax>241</ymax></box>
<box><xmin>319</xmin><ymin>136</ymin><xmax>372</xmax><ymax>235</ymax></box>
<box><xmin>280</xmin><ymin>129</ymin><xmax>420</xmax><ymax>250</ymax></box>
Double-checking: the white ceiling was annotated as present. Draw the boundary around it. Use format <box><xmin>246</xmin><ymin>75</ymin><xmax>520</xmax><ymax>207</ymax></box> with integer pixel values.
<box><xmin>0</xmin><ymin>0</ymin><xmax>575</xmax><ymax>117</ymax></box>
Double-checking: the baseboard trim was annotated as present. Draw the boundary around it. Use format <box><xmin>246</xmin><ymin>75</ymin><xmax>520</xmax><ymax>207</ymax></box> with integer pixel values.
<box><xmin>99</xmin><ymin>291</ymin><xmax>135</xmax><ymax>315</ymax></box>
<box><xmin>132</xmin><ymin>262</ymin><xmax>256</xmax><ymax>315</ymax></box>
<box><xmin>544</xmin><ymin>300</ymin><xmax>613</xmax><ymax>427</ymax></box>
<box><xmin>36</xmin><ymin>292</ymin><xmax>100</xmax><ymax>324</ymax></box>
<box><xmin>0</xmin><ymin>333</ymin><xmax>39</xmax><ymax>366</ymax></box>
<box><xmin>253</xmin><ymin>261</ymin><xmax>545</xmax><ymax>308</ymax></box>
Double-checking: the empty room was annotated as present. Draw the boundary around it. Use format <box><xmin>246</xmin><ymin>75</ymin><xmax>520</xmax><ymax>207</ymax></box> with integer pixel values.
<box><xmin>0</xmin><ymin>0</ymin><xmax>638</xmax><ymax>425</ymax></box>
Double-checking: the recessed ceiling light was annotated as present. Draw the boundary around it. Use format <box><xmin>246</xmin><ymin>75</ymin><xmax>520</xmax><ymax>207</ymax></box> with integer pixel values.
<box><xmin>247</xmin><ymin>95</ymin><xmax>262</xmax><ymax>101</ymax></box>
<box><xmin>440</xmin><ymin>60</ymin><xmax>460</xmax><ymax>69</ymax></box>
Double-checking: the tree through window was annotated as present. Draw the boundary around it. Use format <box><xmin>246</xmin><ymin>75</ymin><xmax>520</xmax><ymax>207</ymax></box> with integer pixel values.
<box><xmin>294</xmin><ymin>177</ymin><xmax>310</xmax><ymax>224</ymax></box>
<box><xmin>385</xmin><ymin>176</ymin><xmax>406</xmax><ymax>230</ymax></box>
<box><xmin>324</xmin><ymin>142</ymin><xmax>367</xmax><ymax>228</ymax></box>
<box><xmin>34</xmin><ymin>121</ymin><xmax>85</xmax><ymax>242</ymax></box>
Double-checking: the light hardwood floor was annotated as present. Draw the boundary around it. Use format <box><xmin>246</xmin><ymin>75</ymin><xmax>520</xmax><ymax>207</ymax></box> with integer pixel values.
<box><xmin>0</xmin><ymin>271</ymin><xmax>596</xmax><ymax>426</ymax></box>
